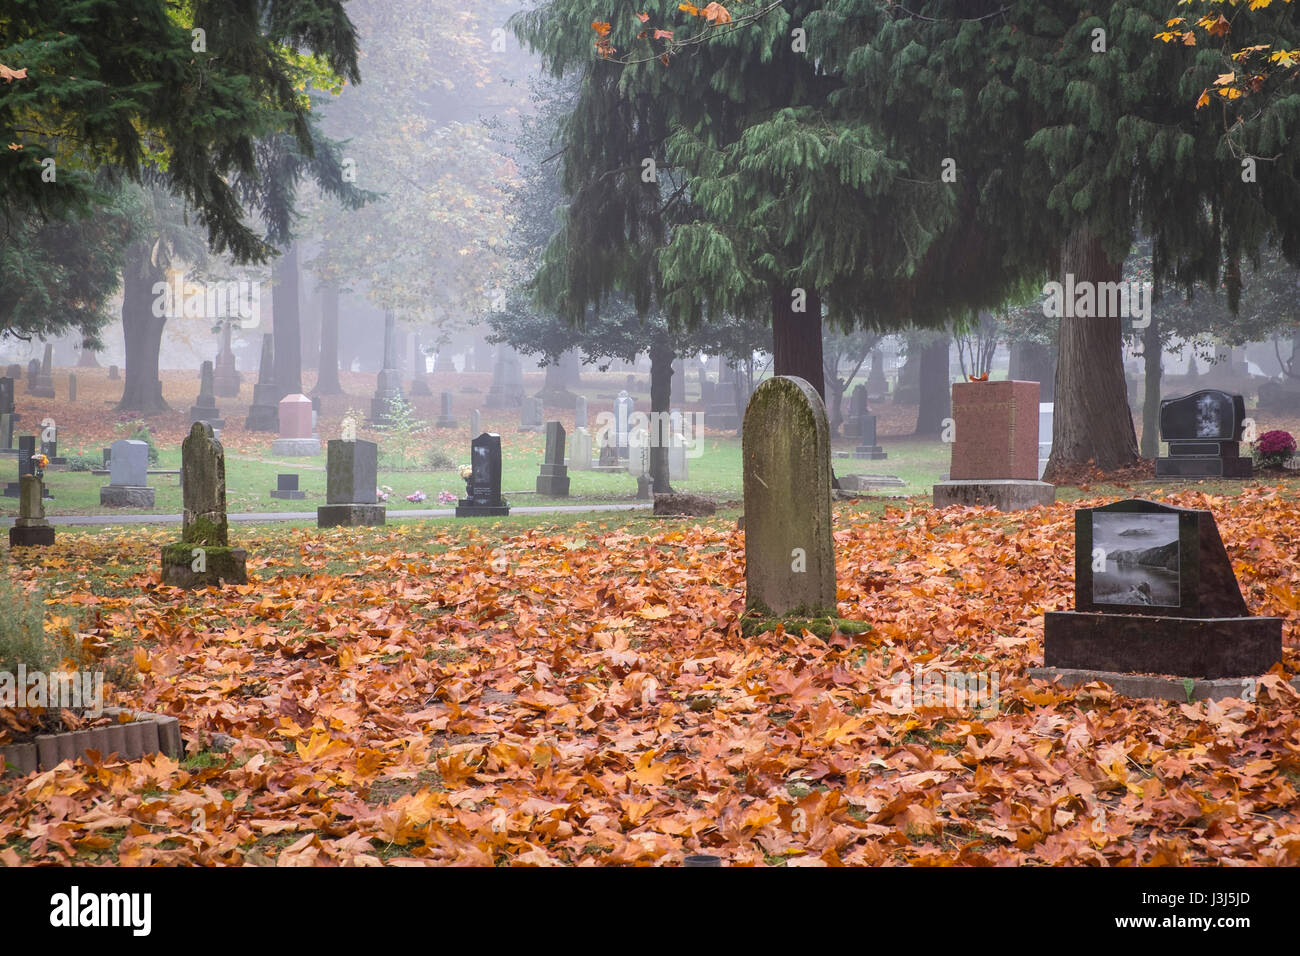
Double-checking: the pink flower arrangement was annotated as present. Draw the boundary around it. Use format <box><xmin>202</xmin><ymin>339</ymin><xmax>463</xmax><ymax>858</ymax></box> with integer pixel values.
<box><xmin>437</xmin><ymin>490</ymin><xmax>456</xmax><ymax>504</ymax></box>
<box><xmin>406</xmin><ymin>490</ymin><xmax>427</xmax><ymax>503</ymax></box>
<box><xmin>1254</xmin><ymin>430</ymin><xmax>1297</xmax><ymax>468</ymax></box>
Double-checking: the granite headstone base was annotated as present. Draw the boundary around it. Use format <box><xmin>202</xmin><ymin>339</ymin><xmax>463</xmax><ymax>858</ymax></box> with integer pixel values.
<box><xmin>1155</xmin><ymin>454</ymin><xmax>1253</xmax><ymax>478</ymax></box>
<box><xmin>3</xmin><ymin>483</ymin><xmax>52</xmax><ymax>499</ymax></box>
<box><xmin>535</xmin><ymin>464</ymin><xmax>570</xmax><ymax>497</ymax></box>
<box><xmin>1043</xmin><ymin>611</ymin><xmax>1282</xmax><ymax>679</ymax></box>
<box><xmin>454</xmin><ymin>499</ymin><xmax>510</xmax><ymax>518</ymax></box>
<box><xmin>932</xmin><ymin>479</ymin><xmax>1055</xmax><ymax>512</ymax></box>
<box><xmin>270</xmin><ymin>488</ymin><xmax>306</xmax><ymax>500</ymax></box>
<box><xmin>853</xmin><ymin>445</ymin><xmax>888</xmax><ymax>460</ymax></box>
<box><xmin>100</xmin><ymin>485</ymin><xmax>156</xmax><ymax>508</ymax></box>
<box><xmin>317</xmin><ymin>503</ymin><xmax>386</xmax><ymax>527</ymax></box>
<box><xmin>1028</xmin><ymin>667</ymin><xmax>1300</xmax><ymax>703</ymax></box>
<box><xmin>160</xmin><ymin>544</ymin><xmax>248</xmax><ymax>588</ymax></box>
<box><xmin>10</xmin><ymin>523</ymin><xmax>55</xmax><ymax>547</ymax></box>
<box><xmin>270</xmin><ymin>438</ymin><xmax>321</xmax><ymax>457</ymax></box>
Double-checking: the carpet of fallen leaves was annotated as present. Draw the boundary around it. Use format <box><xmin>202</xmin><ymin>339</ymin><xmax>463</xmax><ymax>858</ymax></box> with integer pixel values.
<box><xmin>1</xmin><ymin>486</ymin><xmax>1298</xmax><ymax>866</ymax></box>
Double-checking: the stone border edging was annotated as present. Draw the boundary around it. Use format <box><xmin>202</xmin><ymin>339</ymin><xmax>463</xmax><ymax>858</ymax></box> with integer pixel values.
<box><xmin>1028</xmin><ymin>666</ymin><xmax>1300</xmax><ymax>702</ymax></box>
<box><xmin>0</xmin><ymin>707</ymin><xmax>182</xmax><ymax>776</ymax></box>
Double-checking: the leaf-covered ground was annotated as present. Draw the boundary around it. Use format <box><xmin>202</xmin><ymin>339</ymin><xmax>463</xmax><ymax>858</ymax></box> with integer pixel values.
<box><xmin>1</xmin><ymin>488</ymin><xmax>1297</xmax><ymax>865</ymax></box>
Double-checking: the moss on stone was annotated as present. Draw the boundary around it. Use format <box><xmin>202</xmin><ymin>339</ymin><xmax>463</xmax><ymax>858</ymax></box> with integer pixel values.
<box><xmin>740</xmin><ymin>608</ymin><xmax>872</xmax><ymax>640</ymax></box>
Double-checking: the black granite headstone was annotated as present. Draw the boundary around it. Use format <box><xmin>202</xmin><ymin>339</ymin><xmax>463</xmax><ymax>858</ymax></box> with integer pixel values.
<box><xmin>4</xmin><ymin>436</ymin><xmax>50</xmax><ymax>498</ymax></box>
<box><xmin>1155</xmin><ymin>389</ymin><xmax>1252</xmax><ymax>478</ymax></box>
<box><xmin>1043</xmin><ymin>499</ymin><xmax>1281</xmax><ymax>678</ymax></box>
<box><xmin>456</xmin><ymin>433</ymin><xmax>509</xmax><ymax>517</ymax></box>
<box><xmin>853</xmin><ymin>413</ymin><xmax>887</xmax><ymax>460</ymax></box>
<box><xmin>270</xmin><ymin>472</ymin><xmax>305</xmax><ymax>500</ymax></box>
<box><xmin>0</xmin><ymin>377</ymin><xmax>13</xmax><ymax>415</ymax></box>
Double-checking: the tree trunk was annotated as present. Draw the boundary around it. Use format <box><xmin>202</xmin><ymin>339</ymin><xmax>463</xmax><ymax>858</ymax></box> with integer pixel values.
<box><xmin>272</xmin><ymin>243</ymin><xmax>302</xmax><ymax>399</ymax></box>
<box><xmin>315</xmin><ymin>283</ymin><xmax>342</xmax><ymax>395</ymax></box>
<box><xmin>649</xmin><ymin>335</ymin><xmax>674</xmax><ymax>494</ymax></box>
<box><xmin>895</xmin><ymin>337</ymin><xmax>920</xmax><ymax>404</ymax></box>
<box><xmin>1140</xmin><ymin>312</ymin><xmax>1162</xmax><ymax>459</ymax></box>
<box><xmin>915</xmin><ymin>334</ymin><xmax>951</xmax><ymax>436</ymax></box>
<box><xmin>1046</xmin><ymin>227</ymin><xmax>1140</xmax><ymax>475</ymax></box>
<box><xmin>77</xmin><ymin>341</ymin><xmax>101</xmax><ymax>368</ymax></box>
<box><xmin>1009</xmin><ymin>340</ymin><xmax>1056</xmax><ymax>400</ymax></box>
<box><xmin>117</xmin><ymin>243</ymin><xmax>169</xmax><ymax>414</ymax></box>
<box><xmin>301</xmin><ymin>280</ymin><xmax>320</xmax><ymax>372</ymax></box>
<box><xmin>770</xmin><ymin>286</ymin><xmax>826</xmax><ymax>399</ymax></box>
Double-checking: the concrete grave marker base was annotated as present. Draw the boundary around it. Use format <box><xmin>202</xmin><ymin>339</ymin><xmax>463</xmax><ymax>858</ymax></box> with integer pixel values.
<box><xmin>932</xmin><ymin>479</ymin><xmax>1055</xmax><ymax>512</ymax></box>
<box><xmin>9</xmin><ymin>524</ymin><xmax>55</xmax><ymax>547</ymax></box>
<box><xmin>838</xmin><ymin>474</ymin><xmax>906</xmax><ymax>490</ymax></box>
<box><xmin>100</xmin><ymin>485</ymin><xmax>155</xmax><ymax>508</ymax></box>
<box><xmin>270</xmin><ymin>489</ymin><xmax>307</xmax><ymax>499</ymax></box>
<box><xmin>160</xmin><ymin>544</ymin><xmax>247</xmax><ymax>588</ymax></box>
<box><xmin>317</xmin><ymin>503</ymin><xmax>386</xmax><ymax>527</ymax></box>
<box><xmin>0</xmin><ymin>707</ymin><xmax>183</xmax><ymax>776</ymax></box>
<box><xmin>270</xmin><ymin>438</ymin><xmax>321</xmax><ymax>457</ymax></box>
<box><xmin>1028</xmin><ymin>667</ymin><xmax>1300</xmax><ymax>703</ymax></box>
<box><xmin>454</xmin><ymin>501</ymin><xmax>510</xmax><ymax>517</ymax></box>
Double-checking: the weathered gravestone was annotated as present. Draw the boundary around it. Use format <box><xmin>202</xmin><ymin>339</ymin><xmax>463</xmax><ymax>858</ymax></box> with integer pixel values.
<box><xmin>614</xmin><ymin>391</ymin><xmax>634</xmax><ymax>457</ymax></box>
<box><xmin>0</xmin><ymin>377</ymin><xmax>13</xmax><ymax>416</ymax></box>
<box><xmin>25</xmin><ymin>360</ymin><xmax>39</xmax><ymax>394</ymax></box>
<box><xmin>9</xmin><ymin>474</ymin><xmax>55</xmax><ymax>548</ymax></box>
<box><xmin>470</xmin><ymin>408</ymin><xmax>481</xmax><ymax>438</ymax></box>
<box><xmin>317</xmin><ymin>439</ymin><xmax>384</xmax><ymax>527</ymax></box>
<box><xmin>5</xmin><ymin>364</ymin><xmax>20</xmax><ymax>381</ymax></box>
<box><xmin>0</xmin><ymin>413</ymin><xmax>14</xmax><ymax>456</ymax></box>
<box><xmin>575</xmin><ymin>395</ymin><xmax>588</xmax><ymax>430</ymax></box>
<box><xmin>854</xmin><ymin>413</ymin><xmax>887</xmax><ymax>461</ymax></box>
<box><xmin>1155</xmin><ymin>389</ymin><xmax>1253</xmax><ymax>479</ymax></box>
<box><xmin>742</xmin><ymin>376</ymin><xmax>837</xmax><ymax>617</ymax></box>
<box><xmin>485</xmin><ymin>347</ymin><xmax>525</xmax><ymax>410</ymax></box>
<box><xmin>535</xmin><ymin>421</ymin><xmax>571</xmax><ymax>497</ymax></box>
<box><xmin>213</xmin><ymin>320</ymin><xmax>241</xmax><ymax>397</ymax></box>
<box><xmin>845</xmin><ymin>384</ymin><xmax>867</xmax><ymax>439</ymax></box>
<box><xmin>271</xmin><ymin>394</ymin><xmax>320</xmax><ymax>456</ymax></box>
<box><xmin>100</xmin><ymin>439</ymin><xmax>154</xmax><ymax>507</ymax></box>
<box><xmin>244</xmin><ymin>334</ymin><xmax>280</xmax><ymax>431</ymax></box>
<box><xmin>270</xmin><ymin>474</ymin><xmax>306</xmax><ymax>500</ymax></box>
<box><xmin>370</xmin><ymin>312</ymin><xmax>404</xmax><ymax>426</ymax></box>
<box><xmin>160</xmin><ymin>422</ymin><xmax>247</xmax><ymax>587</ymax></box>
<box><xmin>933</xmin><ymin>380</ymin><xmax>1054</xmax><ymax>511</ymax></box>
<box><xmin>518</xmin><ymin>397</ymin><xmax>543</xmax><ymax>433</ymax></box>
<box><xmin>3</xmin><ymin>437</ymin><xmax>49</xmax><ymax>497</ymax></box>
<box><xmin>436</xmin><ymin>391</ymin><xmax>458</xmax><ymax>428</ymax></box>
<box><xmin>67</xmin><ymin>373</ymin><xmax>76</xmax><ymax>404</ymax></box>
<box><xmin>668</xmin><ymin>409</ymin><xmax>689</xmax><ymax>482</ymax></box>
<box><xmin>570</xmin><ymin>426</ymin><xmax>593</xmax><ymax>471</ymax></box>
<box><xmin>1035</xmin><ymin>499</ymin><xmax>1282</xmax><ymax>691</ymax></box>
<box><xmin>189</xmin><ymin>360</ymin><xmax>224</xmax><ymax>427</ymax></box>
<box><xmin>706</xmin><ymin>362</ymin><xmax>740</xmax><ymax>431</ymax></box>
<box><xmin>108</xmin><ymin>364</ymin><xmax>120</xmax><ymax>381</ymax></box>
<box><xmin>866</xmin><ymin>350</ymin><xmax>888</xmax><ymax>398</ymax></box>
<box><xmin>456</xmin><ymin>433</ymin><xmax>510</xmax><ymax>517</ymax></box>
<box><xmin>28</xmin><ymin>347</ymin><xmax>55</xmax><ymax>397</ymax></box>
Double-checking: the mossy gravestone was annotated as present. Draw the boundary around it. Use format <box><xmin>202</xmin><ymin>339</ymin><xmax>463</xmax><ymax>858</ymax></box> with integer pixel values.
<box><xmin>742</xmin><ymin>376</ymin><xmax>836</xmax><ymax>618</ymax></box>
<box><xmin>161</xmin><ymin>422</ymin><xmax>247</xmax><ymax>588</ymax></box>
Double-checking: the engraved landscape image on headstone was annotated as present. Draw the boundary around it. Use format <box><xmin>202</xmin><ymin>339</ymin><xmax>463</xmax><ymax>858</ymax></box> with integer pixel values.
<box><xmin>1091</xmin><ymin>512</ymin><xmax>1180</xmax><ymax>607</ymax></box>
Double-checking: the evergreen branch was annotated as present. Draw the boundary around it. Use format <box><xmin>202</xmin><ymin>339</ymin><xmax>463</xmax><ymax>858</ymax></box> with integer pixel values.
<box><xmin>605</xmin><ymin>2</ymin><xmax>786</xmax><ymax>66</ymax></box>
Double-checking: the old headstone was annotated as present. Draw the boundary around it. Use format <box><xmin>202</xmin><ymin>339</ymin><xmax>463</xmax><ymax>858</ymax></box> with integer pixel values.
<box><xmin>244</xmin><ymin>334</ymin><xmax>280</xmax><ymax>431</ymax></box>
<box><xmin>570</xmin><ymin>427</ymin><xmax>593</xmax><ymax>471</ymax></box>
<box><xmin>25</xmin><ymin>360</ymin><xmax>39</xmax><ymax>394</ymax></box>
<box><xmin>436</xmin><ymin>391</ymin><xmax>458</xmax><ymax>428</ymax></box>
<box><xmin>627</xmin><ymin>426</ymin><xmax>650</xmax><ymax>478</ymax></box>
<box><xmin>189</xmin><ymin>360</ymin><xmax>224</xmax><ymax>427</ymax></box>
<box><xmin>408</xmin><ymin>338</ymin><xmax>432</xmax><ymax>396</ymax></box>
<box><xmin>456</xmin><ymin>433</ymin><xmax>510</xmax><ymax>517</ymax></box>
<box><xmin>100</xmin><ymin>439</ymin><xmax>154</xmax><ymax>507</ymax></box>
<box><xmin>213</xmin><ymin>320</ymin><xmax>241</xmax><ymax>397</ymax></box>
<box><xmin>27</xmin><ymin>347</ymin><xmax>55</xmax><ymax>397</ymax></box>
<box><xmin>519</xmin><ymin>397</ymin><xmax>543</xmax><ymax>433</ymax></box>
<box><xmin>67</xmin><ymin>373</ymin><xmax>76</xmax><ymax>404</ymax></box>
<box><xmin>668</xmin><ymin>410</ymin><xmax>689</xmax><ymax>482</ymax></box>
<box><xmin>575</xmin><ymin>395</ymin><xmax>588</xmax><ymax>430</ymax></box>
<box><xmin>1155</xmin><ymin>389</ymin><xmax>1252</xmax><ymax>478</ymax></box>
<box><xmin>854</xmin><ymin>414</ymin><xmax>887</xmax><ymax>460</ymax></box>
<box><xmin>866</xmin><ymin>350</ymin><xmax>887</xmax><ymax>398</ymax></box>
<box><xmin>5</xmin><ymin>364</ymin><xmax>20</xmax><ymax>381</ymax></box>
<box><xmin>370</xmin><ymin>312</ymin><xmax>404</xmax><ymax>426</ymax></box>
<box><xmin>845</xmin><ymin>384</ymin><xmax>868</xmax><ymax>438</ymax></box>
<box><xmin>742</xmin><ymin>376</ymin><xmax>837</xmax><ymax>617</ymax></box>
<box><xmin>614</xmin><ymin>391</ymin><xmax>634</xmax><ymax>457</ymax></box>
<box><xmin>535</xmin><ymin>421</ymin><xmax>570</xmax><ymax>497</ymax></box>
<box><xmin>707</xmin><ymin>361</ymin><xmax>740</xmax><ymax>431</ymax></box>
<box><xmin>932</xmin><ymin>380</ymin><xmax>1054</xmax><ymax>512</ymax></box>
<box><xmin>270</xmin><ymin>473</ymin><xmax>306</xmax><ymax>500</ymax></box>
<box><xmin>1035</xmin><ymin>499</ymin><xmax>1282</xmax><ymax>686</ymax></box>
<box><xmin>271</xmin><ymin>394</ymin><xmax>320</xmax><ymax>456</ymax></box>
<box><xmin>108</xmin><ymin>364</ymin><xmax>120</xmax><ymax>381</ymax></box>
<box><xmin>160</xmin><ymin>422</ymin><xmax>247</xmax><ymax>587</ymax></box>
<box><xmin>485</xmin><ymin>347</ymin><xmax>525</xmax><ymax>409</ymax></box>
<box><xmin>0</xmin><ymin>413</ymin><xmax>14</xmax><ymax>455</ymax></box>
<box><xmin>470</xmin><ymin>408</ymin><xmax>481</xmax><ymax>437</ymax></box>
<box><xmin>9</xmin><ymin>474</ymin><xmax>55</xmax><ymax>547</ymax></box>
<box><xmin>4</xmin><ymin>436</ymin><xmax>48</xmax><ymax>497</ymax></box>
<box><xmin>317</xmin><ymin>438</ymin><xmax>384</xmax><ymax>527</ymax></box>
<box><xmin>0</xmin><ymin>377</ymin><xmax>13</xmax><ymax>417</ymax></box>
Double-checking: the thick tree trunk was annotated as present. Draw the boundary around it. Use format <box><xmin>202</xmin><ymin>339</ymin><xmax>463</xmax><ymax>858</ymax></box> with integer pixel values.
<box><xmin>770</xmin><ymin>286</ymin><xmax>826</xmax><ymax>399</ymax></box>
<box><xmin>1046</xmin><ymin>227</ymin><xmax>1140</xmax><ymax>475</ymax></box>
<box><xmin>915</xmin><ymin>334</ymin><xmax>951</xmax><ymax>436</ymax></box>
<box><xmin>301</xmin><ymin>280</ymin><xmax>320</xmax><ymax>372</ymax></box>
<box><xmin>272</xmin><ymin>243</ymin><xmax>302</xmax><ymax>399</ymax></box>
<box><xmin>649</xmin><ymin>335</ymin><xmax>674</xmax><ymax>494</ymax></box>
<box><xmin>117</xmin><ymin>243</ymin><xmax>169</xmax><ymax>414</ymax></box>
<box><xmin>1009</xmin><ymin>340</ymin><xmax>1056</xmax><ymax>400</ymax></box>
<box><xmin>895</xmin><ymin>337</ymin><xmax>920</xmax><ymax>404</ymax></box>
<box><xmin>315</xmin><ymin>283</ymin><xmax>342</xmax><ymax>395</ymax></box>
<box><xmin>1140</xmin><ymin>313</ymin><xmax>1162</xmax><ymax>459</ymax></box>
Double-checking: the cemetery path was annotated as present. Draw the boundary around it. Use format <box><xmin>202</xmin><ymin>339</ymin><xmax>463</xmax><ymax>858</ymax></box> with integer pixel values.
<box><xmin>0</xmin><ymin>502</ymin><xmax>651</xmax><ymax>527</ymax></box>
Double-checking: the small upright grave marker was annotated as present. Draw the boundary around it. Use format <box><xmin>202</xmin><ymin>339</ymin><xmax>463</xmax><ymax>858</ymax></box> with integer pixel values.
<box><xmin>317</xmin><ymin>438</ymin><xmax>384</xmax><ymax>527</ymax></box>
<box><xmin>160</xmin><ymin>422</ymin><xmax>247</xmax><ymax>587</ymax></box>
<box><xmin>100</xmin><ymin>439</ymin><xmax>154</xmax><ymax>507</ymax></box>
<box><xmin>742</xmin><ymin>376</ymin><xmax>836</xmax><ymax>617</ymax></box>
<box><xmin>535</xmin><ymin>421</ymin><xmax>571</xmax><ymax>497</ymax></box>
<box><xmin>436</xmin><ymin>391</ymin><xmax>458</xmax><ymax>428</ymax></box>
<box><xmin>189</xmin><ymin>360</ymin><xmax>224</xmax><ymax>427</ymax></box>
<box><xmin>244</xmin><ymin>334</ymin><xmax>280</xmax><ymax>431</ymax></box>
<box><xmin>456</xmin><ymin>433</ymin><xmax>510</xmax><ymax>517</ymax></box>
<box><xmin>519</xmin><ymin>397</ymin><xmax>543</xmax><ymax>433</ymax></box>
<box><xmin>270</xmin><ymin>474</ymin><xmax>306</xmax><ymax>500</ymax></box>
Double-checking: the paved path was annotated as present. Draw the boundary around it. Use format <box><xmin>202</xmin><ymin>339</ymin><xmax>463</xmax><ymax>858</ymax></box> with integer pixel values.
<box><xmin>2</xmin><ymin>502</ymin><xmax>652</xmax><ymax>528</ymax></box>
